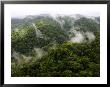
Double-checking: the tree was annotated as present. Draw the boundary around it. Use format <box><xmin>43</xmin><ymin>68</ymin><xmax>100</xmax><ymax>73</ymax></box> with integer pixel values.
<box><xmin>11</xmin><ymin>27</ymin><xmax>37</xmax><ymax>55</ymax></box>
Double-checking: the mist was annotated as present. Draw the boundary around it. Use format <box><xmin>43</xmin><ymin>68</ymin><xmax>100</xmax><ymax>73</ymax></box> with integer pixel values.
<box><xmin>34</xmin><ymin>48</ymin><xmax>46</xmax><ymax>59</ymax></box>
<box><xmin>70</xmin><ymin>30</ymin><xmax>84</xmax><ymax>43</ymax></box>
<box><xmin>32</xmin><ymin>23</ymin><xmax>43</xmax><ymax>38</ymax></box>
<box><xmin>85</xmin><ymin>32</ymin><xmax>95</xmax><ymax>42</ymax></box>
<box><xmin>11</xmin><ymin>14</ymin><xmax>98</xmax><ymax>62</ymax></box>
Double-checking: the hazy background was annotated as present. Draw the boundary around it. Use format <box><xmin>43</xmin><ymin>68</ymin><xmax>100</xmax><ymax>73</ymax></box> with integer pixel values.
<box><xmin>10</xmin><ymin>4</ymin><xmax>100</xmax><ymax>18</ymax></box>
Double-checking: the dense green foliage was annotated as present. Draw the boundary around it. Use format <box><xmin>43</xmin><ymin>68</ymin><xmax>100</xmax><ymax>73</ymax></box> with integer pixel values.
<box><xmin>74</xmin><ymin>17</ymin><xmax>100</xmax><ymax>32</ymax></box>
<box><xmin>11</xmin><ymin>15</ymin><xmax>100</xmax><ymax>77</ymax></box>
<box><xmin>11</xmin><ymin>27</ymin><xmax>37</xmax><ymax>55</ymax></box>
<box><xmin>35</xmin><ymin>17</ymin><xmax>68</xmax><ymax>43</ymax></box>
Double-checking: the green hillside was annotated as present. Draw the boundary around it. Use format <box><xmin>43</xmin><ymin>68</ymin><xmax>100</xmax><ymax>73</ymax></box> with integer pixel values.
<box><xmin>11</xmin><ymin>15</ymin><xmax>100</xmax><ymax>77</ymax></box>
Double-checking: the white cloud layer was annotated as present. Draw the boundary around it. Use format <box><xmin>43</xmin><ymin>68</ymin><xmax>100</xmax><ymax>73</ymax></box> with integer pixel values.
<box><xmin>8</xmin><ymin>4</ymin><xmax>100</xmax><ymax>18</ymax></box>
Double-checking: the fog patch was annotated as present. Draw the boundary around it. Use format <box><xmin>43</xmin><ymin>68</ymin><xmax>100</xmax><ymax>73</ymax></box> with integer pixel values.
<box><xmin>70</xmin><ymin>31</ymin><xmax>84</xmax><ymax>43</ymax></box>
<box><xmin>12</xmin><ymin>51</ymin><xmax>20</xmax><ymax>59</ymax></box>
<box><xmin>32</xmin><ymin>23</ymin><xmax>43</xmax><ymax>38</ymax></box>
<box><xmin>85</xmin><ymin>32</ymin><xmax>95</xmax><ymax>42</ymax></box>
<box><xmin>57</xmin><ymin>19</ymin><xmax>65</xmax><ymax>29</ymax></box>
<box><xmin>12</xmin><ymin>51</ymin><xmax>24</xmax><ymax>63</ymax></box>
<box><xmin>34</xmin><ymin>48</ymin><xmax>46</xmax><ymax>59</ymax></box>
<box><xmin>52</xmin><ymin>16</ymin><xmax>65</xmax><ymax>30</ymax></box>
<box><xmin>69</xmin><ymin>27</ymin><xmax>96</xmax><ymax>43</ymax></box>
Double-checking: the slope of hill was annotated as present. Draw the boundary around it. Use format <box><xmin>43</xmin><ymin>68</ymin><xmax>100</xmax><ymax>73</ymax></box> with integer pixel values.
<box><xmin>11</xmin><ymin>14</ymin><xmax>100</xmax><ymax>77</ymax></box>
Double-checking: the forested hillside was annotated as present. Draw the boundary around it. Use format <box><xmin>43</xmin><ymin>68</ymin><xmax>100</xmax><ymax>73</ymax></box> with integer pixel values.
<box><xmin>11</xmin><ymin>14</ymin><xmax>100</xmax><ymax>77</ymax></box>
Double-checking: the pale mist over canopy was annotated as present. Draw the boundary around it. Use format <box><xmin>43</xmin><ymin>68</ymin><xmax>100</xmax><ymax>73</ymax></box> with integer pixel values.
<box><xmin>10</xmin><ymin>4</ymin><xmax>100</xmax><ymax>18</ymax></box>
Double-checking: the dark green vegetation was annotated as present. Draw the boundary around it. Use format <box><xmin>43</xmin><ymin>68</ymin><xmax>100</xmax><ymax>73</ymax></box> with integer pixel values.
<box><xmin>11</xmin><ymin>14</ymin><xmax>100</xmax><ymax>77</ymax></box>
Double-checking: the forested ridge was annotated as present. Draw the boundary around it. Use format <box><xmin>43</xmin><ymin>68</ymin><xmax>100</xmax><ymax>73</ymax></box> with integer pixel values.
<box><xmin>11</xmin><ymin>14</ymin><xmax>100</xmax><ymax>77</ymax></box>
